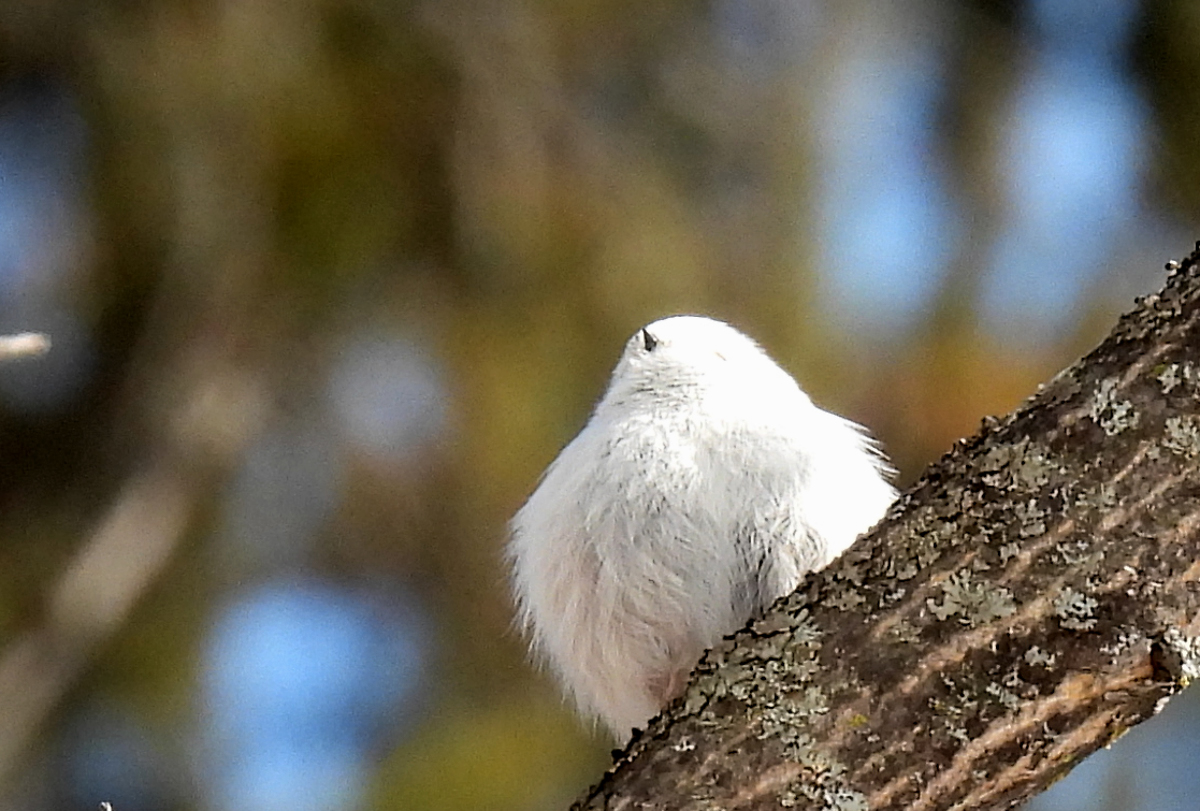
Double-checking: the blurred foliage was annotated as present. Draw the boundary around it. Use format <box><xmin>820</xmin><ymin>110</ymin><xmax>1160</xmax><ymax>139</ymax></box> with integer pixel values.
<box><xmin>0</xmin><ymin>1</ymin><xmax>1190</xmax><ymax>810</ymax></box>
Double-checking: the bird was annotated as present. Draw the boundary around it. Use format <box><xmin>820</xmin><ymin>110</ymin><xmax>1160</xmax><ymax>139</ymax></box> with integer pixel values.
<box><xmin>508</xmin><ymin>315</ymin><xmax>896</xmax><ymax>740</ymax></box>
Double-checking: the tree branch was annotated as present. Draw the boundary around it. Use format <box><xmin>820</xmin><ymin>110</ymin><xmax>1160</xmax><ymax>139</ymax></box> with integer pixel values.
<box><xmin>575</xmin><ymin>250</ymin><xmax>1200</xmax><ymax>810</ymax></box>
<box><xmin>0</xmin><ymin>333</ymin><xmax>50</xmax><ymax>361</ymax></box>
<box><xmin>0</xmin><ymin>466</ymin><xmax>192</xmax><ymax>787</ymax></box>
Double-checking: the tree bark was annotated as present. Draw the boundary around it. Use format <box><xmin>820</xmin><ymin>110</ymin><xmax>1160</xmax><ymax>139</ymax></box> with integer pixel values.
<box><xmin>574</xmin><ymin>250</ymin><xmax>1200</xmax><ymax>811</ymax></box>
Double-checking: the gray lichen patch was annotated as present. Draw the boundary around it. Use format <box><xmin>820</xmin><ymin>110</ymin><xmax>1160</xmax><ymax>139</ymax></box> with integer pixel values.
<box><xmin>826</xmin><ymin>588</ymin><xmax>868</xmax><ymax>612</ymax></box>
<box><xmin>980</xmin><ymin>437</ymin><xmax>1026</xmax><ymax>471</ymax></box>
<box><xmin>1014</xmin><ymin>447</ymin><xmax>1056</xmax><ymax>490</ymax></box>
<box><xmin>1075</xmin><ymin>481</ymin><xmax>1117</xmax><ymax>509</ymax></box>
<box><xmin>1053</xmin><ymin>587</ymin><xmax>1099</xmax><ymax>631</ymax></box>
<box><xmin>672</xmin><ymin>735</ymin><xmax>696</xmax><ymax>752</ymax></box>
<box><xmin>984</xmin><ymin>680</ymin><xmax>1022</xmax><ymax>711</ymax></box>
<box><xmin>927</xmin><ymin>570</ymin><xmax>1017</xmax><ymax>627</ymax></box>
<box><xmin>759</xmin><ymin>686</ymin><xmax>830</xmax><ymax>749</ymax></box>
<box><xmin>901</xmin><ymin>503</ymin><xmax>959</xmax><ymax>565</ymax></box>
<box><xmin>788</xmin><ymin>609</ymin><xmax>825</xmax><ymax>647</ymax></box>
<box><xmin>930</xmin><ymin>679</ymin><xmax>977</xmax><ymax>743</ymax></box>
<box><xmin>1099</xmin><ymin>625</ymin><xmax>1146</xmax><ymax>659</ymax></box>
<box><xmin>690</xmin><ymin>609</ymin><xmax>830</xmax><ymax>725</ymax></box>
<box><xmin>1014</xmin><ymin>499</ymin><xmax>1048</xmax><ymax>538</ymax></box>
<box><xmin>978</xmin><ymin>439</ymin><xmax>1027</xmax><ymax>488</ymax></box>
<box><xmin>1162</xmin><ymin>628</ymin><xmax>1200</xmax><ymax>686</ymax></box>
<box><xmin>1156</xmin><ymin>361</ymin><xmax>1197</xmax><ymax>394</ymax></box>
<box><xmin>1163</xmin><ymin>416</ymin><xmax>1200</xmax><ymax>458</ymax></box>
<box><xmin>930</xmin><ymin>664</ymin><xmax>1030</xmax><ymax>751</ymax></box>
<box><xmin>753</xmin><ymin>612</ymin><xmax>804</xmax><ymax>636</ymax></box>
<box><xmin>888</xmin><ymin>617</ymin><xmax>922</xmax><ymax>645</ymax></box>
<box><xmin>975</xmin><ymin>437</ymin><xmax>1060</xmax><ymax>497</ymax></box>
<box><xmin>822</xmin><ymin>788</ymin><xmax>870</xmax><ymax>811</ymax></box>
<box><xmin>777</xmin><ymin>737</ymin><xmax>870</xmax><ymax>811</ymax></box>
<box><xmin>706</xmin><ymin>607</ymin><xmax>874</xmax><ymax>811</ymax></box>
<box><xmin>1024</xmin><ymin>646</ymin><xmax>1057</xmax><ymax>667</ymax></box>
<box><xmin>1089</xmin><ymin>378</ymin><xmax>1140</xmax><ymax>436</ymax></box>
<box><xmin>1050</xmin><ymin>538</ymin><xmax>1103</xmax><ymax>568</ymax></box>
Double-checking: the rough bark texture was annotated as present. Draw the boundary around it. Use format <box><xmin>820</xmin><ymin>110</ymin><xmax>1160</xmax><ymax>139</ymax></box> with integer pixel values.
<box><xmin>574</xmin><ymin>250</ymin><xmax>1200</xmax><ymax>811</ymax></box>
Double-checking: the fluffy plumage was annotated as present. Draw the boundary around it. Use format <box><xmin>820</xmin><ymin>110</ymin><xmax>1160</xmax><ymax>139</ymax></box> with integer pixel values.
<box><xmin>509</xmin><ymin>315</ymin><xmax>895</xmax><ymax>739</ymax></box>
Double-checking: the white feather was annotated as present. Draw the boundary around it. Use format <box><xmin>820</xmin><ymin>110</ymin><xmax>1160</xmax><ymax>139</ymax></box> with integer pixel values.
<box><xmin>508</xmin><ymin>315</ymin><xmax>895</xmax><ymax>739</ymax></box>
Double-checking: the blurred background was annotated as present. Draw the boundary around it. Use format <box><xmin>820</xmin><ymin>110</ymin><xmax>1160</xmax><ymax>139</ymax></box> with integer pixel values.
<box><xmin>0</xmin><ymin>0</ymin><xmax>1196</xmax><ymax>809</ymax></box>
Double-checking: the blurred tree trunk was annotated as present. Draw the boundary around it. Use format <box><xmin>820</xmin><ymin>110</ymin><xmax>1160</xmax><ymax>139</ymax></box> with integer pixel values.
<box><xmin>577</xmin><ymin>256</ymin><xmax>1200</xmax><ymax>811</ymax></box>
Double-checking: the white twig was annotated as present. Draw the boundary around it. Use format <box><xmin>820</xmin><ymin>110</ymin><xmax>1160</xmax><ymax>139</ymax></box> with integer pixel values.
<box><xmin>0</xmin><ymin>333</ymin><xmax>51</xmax><ymax>361</ymax></box>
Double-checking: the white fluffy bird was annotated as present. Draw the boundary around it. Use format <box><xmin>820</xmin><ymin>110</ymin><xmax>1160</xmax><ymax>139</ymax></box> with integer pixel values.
<box><xmin>508</xmin><ymin>315</ymin><xmax>895</xmax><ymax>740</ymax></box>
